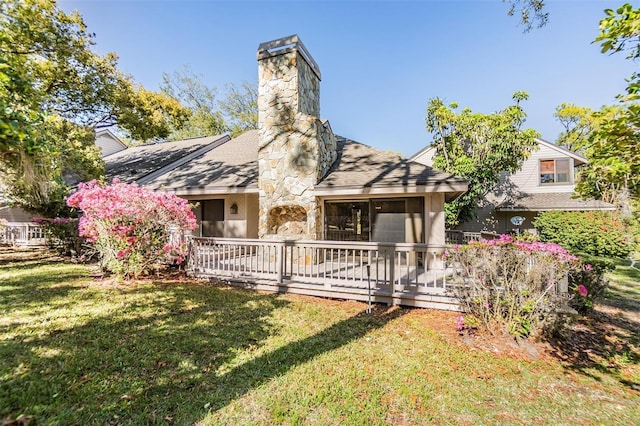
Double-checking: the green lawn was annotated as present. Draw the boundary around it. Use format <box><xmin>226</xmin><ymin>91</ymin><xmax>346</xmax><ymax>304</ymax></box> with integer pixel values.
<box><xmin>1</xmin><ymin>249</ymin><xmax>638</xmax><ymax>425</ymax></box>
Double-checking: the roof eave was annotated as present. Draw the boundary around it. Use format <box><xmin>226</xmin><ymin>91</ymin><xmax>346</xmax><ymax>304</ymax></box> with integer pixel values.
<box><xmin>313</xmin><ymin>181</ymin><xmax>468</xmax><ymax>197</ymax></box>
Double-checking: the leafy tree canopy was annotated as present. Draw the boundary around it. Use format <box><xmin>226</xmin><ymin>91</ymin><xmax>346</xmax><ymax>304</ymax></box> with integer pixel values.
<box><xmin>426</xmin><ymin>92</ymin><xmax>539</xmax><ymax>227</ymax></box>
<box><xmin>553</xmin><ymin>103</ymin><xmax>622</xmax><ymax>153</ymax></box>
<box><xmin>0</xmin><ymin>0</ymin><xmax>190</xmax><ymax>215</ymax></box>
<box><xmin>595</xmin><ymin>2</ymin><xmax>640</xmax><ymax>101</ymax></box>
<box><xmin>568</xmin><ymin>3</ymin><xmax>640</xmax><ymax>207</ymax></box>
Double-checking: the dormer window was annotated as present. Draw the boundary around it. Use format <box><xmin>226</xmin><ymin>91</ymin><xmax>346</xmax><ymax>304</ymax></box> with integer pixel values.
<box><xmin>539</xmin><ymin>158</ymin><xmax>571</xmax><ymax>184</ymax></box>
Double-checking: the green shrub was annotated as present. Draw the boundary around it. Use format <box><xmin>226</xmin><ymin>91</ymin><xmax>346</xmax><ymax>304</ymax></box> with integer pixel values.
<box><xmin>32</xmin><ymin>217</ymin><xmax>93</xmax><ymax>259</ymax></box>
<box><xmin>533</xmin><ymin>211</ymin><xmax>631</xmax><ymax>258</ymax></box>
<box><xmin>568</xmin><ymin>255</ymin><xmax>613</xmax><ymax>314</ymax></box>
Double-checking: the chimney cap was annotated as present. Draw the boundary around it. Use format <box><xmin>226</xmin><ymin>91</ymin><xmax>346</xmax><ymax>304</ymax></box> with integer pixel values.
<box><xmin>257</xmin><ymin>34</ymin><xmax>321</xmax><ymax>80</ymax></box>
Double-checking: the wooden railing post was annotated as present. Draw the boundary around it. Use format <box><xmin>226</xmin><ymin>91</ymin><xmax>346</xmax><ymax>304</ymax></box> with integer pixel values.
<box><xmin>276</xmin><ymin>241</ymin><xmax>284</xmax><ymax>284</ymax></box>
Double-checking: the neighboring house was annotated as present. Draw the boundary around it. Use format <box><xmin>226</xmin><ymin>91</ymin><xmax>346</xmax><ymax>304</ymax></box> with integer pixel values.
<box><xmin>105</xmin><ymin>35</ymin><xmax>467</xmax><ymax>246</ymax></box>
<box><xmin>411</xmin><ymin>138</ymin><xmax>615</xmax><ymax>235</ymax></box>
<box><xmin>1</xmin><ymin>129</ymin><xmax>127</xmax><ymax>245</ymax></box>
<box><xmin>95</xmin><ymin>128</ymin><xmax>127</xmax><ymax>157</ymax></box>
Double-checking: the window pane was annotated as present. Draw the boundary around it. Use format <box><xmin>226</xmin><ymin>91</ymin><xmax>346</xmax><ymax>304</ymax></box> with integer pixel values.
<box><xmin>540</xmin><ymin>160</ymin><xmax>555</xmax><ymax>184</ymax></box>
<box><xmin>325</xmin><ymin>202</ymin><xmax>369</xmax><ymax>241</ymax></box>
<box><xmin>556</xmin><ymin>158</ymin><xmax>571</xmax><ymax>183</ymax></box>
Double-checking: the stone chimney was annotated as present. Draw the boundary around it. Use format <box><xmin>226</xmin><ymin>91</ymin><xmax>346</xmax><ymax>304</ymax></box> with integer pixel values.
<box><xmin>257</xmin><ymin>35</ymin><xmax>337</xmax><ymax>239</ymax></box>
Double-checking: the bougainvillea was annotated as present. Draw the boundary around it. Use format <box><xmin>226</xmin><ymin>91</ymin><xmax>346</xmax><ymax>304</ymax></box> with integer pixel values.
<box><xmin>67</xmin><ymin>179</ymin><xmax>197</xmax><ymax>278</ymax></box>
<box><xmin>446</xmin><ymin>235</ymin><xmax>599</xmax><ymax>338</ymax></box>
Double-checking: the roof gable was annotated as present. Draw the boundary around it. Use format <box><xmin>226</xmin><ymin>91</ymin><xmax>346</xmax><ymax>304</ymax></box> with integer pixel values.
<box><xmin>535</xmin><ymin>138</ymin><xmax>587</xmax><ymax>165</ymax></box>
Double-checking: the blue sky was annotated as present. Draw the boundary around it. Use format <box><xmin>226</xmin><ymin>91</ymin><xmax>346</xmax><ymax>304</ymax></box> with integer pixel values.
<box><xmin>60</xmin><ymin>0</ymin><xmax>633</xmax><ymax>157</ymax></box>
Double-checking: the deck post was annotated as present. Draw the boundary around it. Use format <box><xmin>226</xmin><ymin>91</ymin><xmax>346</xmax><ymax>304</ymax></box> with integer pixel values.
<box><xmin>276</xmin><ymin>241</ymin><xmax>284</xmax><ymax>284</ymax></box>
<box><xmin>387</xmin><ymin>244</ymin><xmax>396</xmax><ymax>304</ymax></box>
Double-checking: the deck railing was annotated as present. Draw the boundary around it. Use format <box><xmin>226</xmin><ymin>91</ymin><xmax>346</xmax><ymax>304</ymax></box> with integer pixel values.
<box><xmin>445</xmin><ymin>230</ymin><xmax>500</xmax><ymax>245</ymax></box>
<box><xmin>187</xmin><ymin>237</ymin><xmax>457</xmax><ymax>310</ymax></box>
<box><xmin>1</xmin><ymin>223</ymin><xmax>46</xmax><ymax>246</ymax></box>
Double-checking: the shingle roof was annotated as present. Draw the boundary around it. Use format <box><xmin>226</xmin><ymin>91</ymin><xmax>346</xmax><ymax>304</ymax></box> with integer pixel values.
<box><xmin>315</xmin><ymin>137</ymin><xmax>467</xmax><ymax>199</ymax></box>
<box><xmin>144</xmin><ymin>131</ymin><xmax>259</xmax><ymax>194</ymax></box>
<box><xmin>104</xmin><ymin>134</ymin><xmax>228</xmax><ymax>184</ymax></box>
<box><xmin>112</xmin><ymin>131</ymin><xmax>467</xmax><ymax>199</ymax></box>
<box><xmin>497</xmin><ymin>192</ymin><xmax>615</xmax><ymax>211</ymax></box>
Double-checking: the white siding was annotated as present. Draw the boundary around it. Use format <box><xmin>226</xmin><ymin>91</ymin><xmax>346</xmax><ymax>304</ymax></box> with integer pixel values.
<box><xmin>411</xmin><ymin>147</ymin><xmax>435</xmax><ymax>166</ymax></box>
<box><xmin>508</xmin><ymin>143</ymin><xmax>576</xmax><ymax>194</ymax></box>
<box><xmin>96</xmin><ymin>133</ymin><xmax>126</xmax><ymax>157</ymax></box>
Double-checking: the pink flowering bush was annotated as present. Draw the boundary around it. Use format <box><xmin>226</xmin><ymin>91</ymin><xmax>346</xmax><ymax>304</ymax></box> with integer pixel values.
<box><xmin>67</xmin><ymin>179</ymin><xmax>197</xmax><ymax>278</ymax></box>
<box><xmin>446</xmin><ymin>234</ymin><xmax>585</xmax><ymax>338</ymax></box>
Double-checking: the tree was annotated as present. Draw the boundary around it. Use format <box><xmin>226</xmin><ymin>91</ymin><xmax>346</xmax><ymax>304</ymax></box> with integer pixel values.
<box><xmin>161</xmin><ymin>67</ymin><xmax>258</xmax><ymax>139</ymax></box>
<box><xmin>219</xmin><ymin>81</ymin><xmax>258</xmax><ymax>137</ymax></box>
<box><xmin>553</xmin><ymin>103</ymin><xmax>622</xmax><ymax>152</ymax></box>
<box><xmin>425</xmin><ymin>92</ymin><xmax>539</xmax><ymax>227</ymax></box>
<box><xmin>504</xmin><ymin>0</ymin><xmax>549</xmax><ymax>32</ymax></box>
<box><xmin>161</xmin><ymin>66</ymin><xmax>227</xmax><ymax>140</ymax></box>
<box><xmin>0</xmin><ymin>0</ymin><xmax>190</xmax><ymax>215</ymax></box>
<box><xmin>595</xmin><ymin>2</ymin><xmax>640</xmax><ymax>101</ymax></box>
<box><xmin>571</xmin><ymin>3</ymin><xmax>640</xmax><ymax>206</ymax></box>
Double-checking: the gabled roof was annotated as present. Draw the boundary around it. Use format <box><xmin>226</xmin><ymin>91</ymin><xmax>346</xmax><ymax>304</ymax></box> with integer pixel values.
<box><xmin>145</xmin><ymin>131</ymin><xmax>259</xmax><ymax>194</ymax></box>
<box><xmin>535</xmin><ymin>138</ymin><xmax>587</xmax><ymax>165</ymax></box>
<box><xmin>316</xmin><ymin>137</ymin><xmax>467</xmax><ymax>201</ymax></box>
<box><xmin>104</xmin><ymin>134</ymin><xmax>229</xmax><ymax>184</ymax></box>
<box><xmin>142</xmin><ymin>131</ymin><xmax>466</xmax><ymax>200</ymax></box>
<box><xmin>409</xmin><ymin>138</ymin><xmax>588</xmax><ymax>166</ymax></box>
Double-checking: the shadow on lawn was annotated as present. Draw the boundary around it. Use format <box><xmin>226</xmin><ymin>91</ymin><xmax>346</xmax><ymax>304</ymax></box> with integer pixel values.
<box><xmin>546</xmin><ymin>264</ymin><xmax>640</xmax><ymax>392</ymax></box>
<box><xmin>200</xmin><ymin>304</ymin><xmax>405</xmax><ymax>414</ymax></box>
<box><xmin>1</xmin><ymin>261</ymin><xmax>405</xmax><ymax>424</ymax></box>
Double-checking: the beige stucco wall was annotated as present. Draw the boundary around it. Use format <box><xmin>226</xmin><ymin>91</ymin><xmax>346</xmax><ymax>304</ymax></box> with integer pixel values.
<box><xmin>185</xmin><ymin>194</ymin><xmax>259</xmax><ymax>239</ymax></box>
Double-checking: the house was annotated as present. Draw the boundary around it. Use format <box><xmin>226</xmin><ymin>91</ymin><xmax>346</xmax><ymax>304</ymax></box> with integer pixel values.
<box><xmin>95</xmin><ymin>128</ymin><xmax>127</xmax><ymax>157</ymax></box>
<box><xmin>105</xmin><ymin>35</ymin><xmax>467</xmax><ymax>246</ymax></box>
<box><xmin>411</xmin><ymin>138</ymin><xmax>615</xmax><ymax>235</ymax></box>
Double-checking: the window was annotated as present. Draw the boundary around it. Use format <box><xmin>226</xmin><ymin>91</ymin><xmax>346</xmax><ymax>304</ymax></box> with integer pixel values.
<box><xmin>324</xmin><ymin>202</ymin><xmax>370</xmax><ymax>241</ymax></box>
<box><xmin>323</xmin><ymin>198</ymin><xmax>425</xmax><ymax>243</ymax></box>
<box><xmin>539</xmin><ymin>158</ymin><xmax>571</xmax><ymax>184</ymax></box>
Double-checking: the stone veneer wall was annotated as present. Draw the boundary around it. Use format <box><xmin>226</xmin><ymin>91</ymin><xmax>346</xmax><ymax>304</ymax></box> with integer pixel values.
<box><xmin>257</xmin><ymin>36</ymin><xmax>337</xmax><ymax>239</ymax></box>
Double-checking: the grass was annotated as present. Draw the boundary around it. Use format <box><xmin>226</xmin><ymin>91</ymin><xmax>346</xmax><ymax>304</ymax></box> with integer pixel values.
<box><xmin>1</xmin><ymin>248</ymin><xmax>639</xmax><ymax>425</ymax></box>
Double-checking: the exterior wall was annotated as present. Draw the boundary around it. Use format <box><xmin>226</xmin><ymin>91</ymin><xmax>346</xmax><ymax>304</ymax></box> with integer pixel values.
<box><xmin>257</xmin><ymin>36</ymin><xmax>337</xmax><ymax>240</ymax></box>
<box><xmin>411</xmin><ymin>147</ymin><xmax>435</xmax><ymax>167</ymax></box>
<box><xmin>224</xmin><ymin>194</ymin><xmax>250</xmax><ymax>238</ymax></box>
<box><xmin>507</xmin><ymin>143</ymin><xmax>576</xmax><ymax>194</ymax></box>
<box><xmin>96</xmin><ymin>132</ymin><xmax>126</xmax><ymax>157</ymax></box>
<box><xmin>186</xmin><ymin>194</ymin><xmax>260</xmax><ymax>239</ymax></box>
<box><xmin>245</xmin><ymin>194</ymin><xmax>259</xmax><ymax>239</ymax></box>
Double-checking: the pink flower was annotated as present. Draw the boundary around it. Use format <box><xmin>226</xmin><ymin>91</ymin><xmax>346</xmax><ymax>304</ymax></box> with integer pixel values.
<box><xmin>584</xmin><ymin>264</ymin><xmax>593</xmax><ymax>271</ymax></box>
<box><xmin>456</xmin><ymin>315</ymin><xmax>465</xmax><ymax>332</ymax></box>
<box><xmin>577</xmin><ymin>285</ymin><xmax>588</xmax><ymax>297</ymax></box>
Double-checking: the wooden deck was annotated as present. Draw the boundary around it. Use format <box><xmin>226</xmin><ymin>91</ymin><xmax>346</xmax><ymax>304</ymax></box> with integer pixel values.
<box><xmin>187</xmin><ymin>237</ymin><xmax>459</xmax><ymax>311</ymax></box>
